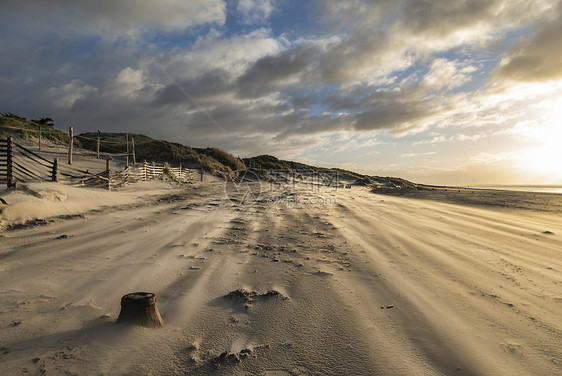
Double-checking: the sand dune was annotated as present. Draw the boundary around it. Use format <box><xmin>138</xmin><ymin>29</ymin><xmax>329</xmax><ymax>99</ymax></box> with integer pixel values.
<box><xmin>0</xmin><ymin>180</ymin><xmax>561</xmax><ymax>375</ymax></box>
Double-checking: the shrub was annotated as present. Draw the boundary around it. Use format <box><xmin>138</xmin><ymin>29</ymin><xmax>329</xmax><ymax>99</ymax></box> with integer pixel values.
<box><xmin>200</xmin><ymin>154</ymin><xmax>233</xmax><ymax>177</ymax></box>
<box><xmin>197</xmin><ymin>147</ymin><xmax>245</xmax><ymax>171</ymax></box>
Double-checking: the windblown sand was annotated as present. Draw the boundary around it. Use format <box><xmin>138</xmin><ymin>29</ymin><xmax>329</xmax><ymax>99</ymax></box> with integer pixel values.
<box><xmin>0</xmin><ymin>179</ymin><xmax>561</xmax><ymax>375</ymax></box>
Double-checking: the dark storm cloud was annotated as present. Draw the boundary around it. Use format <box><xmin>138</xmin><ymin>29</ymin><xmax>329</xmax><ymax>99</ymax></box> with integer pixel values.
<box><xmin>354</xmin><ymin>100</ymin><xmax>431</xmax><ymax>132</ymax></box>
<box><xmin>168</xmin><ymin>95</ymin><xmax>342</xmax><ymax>143</ymax></box>
<box><xmin>2</xmin><ymin>0</ymin><xmax>225</xmax><ymax>36</ymax></box>
<box><xmin>236</xmin><ymin>44</ymin><xmax>322</xmax><ymax>98</ymax></box>
<box><xmin>400</xmin><ymin>0</ymin><xmax>494</xmax><ymax>34</ymax></box>
<box><xmin>324</xmin><ymin>86</ymin><xmax>373</xmax><ymax>112</ymax></box>
<box><xmin>153</xmin><ymin>69</ymin><xmax>234</xmax><ymax>106</ymax></box>
<box><xmin>496</xmin><ymin>4</ymin><xmax>562</xmax><ymax>81</ymax></box>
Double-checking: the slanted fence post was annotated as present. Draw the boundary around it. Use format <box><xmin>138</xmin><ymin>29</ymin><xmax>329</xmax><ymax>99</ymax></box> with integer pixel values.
<box><xmin>52</xmin><ymin>158</ymin><xmax>58</xmax><ymax>182</ymax></box>
<box><xmin>97</xmin><ymin>129</ymin><xmax>101</xmax><ymax>159</ymax></box>
<box><xmin>68</xmin><ymin>126</ymin><xmax>73</xmax><ymax>165</ymax></box>
<box><xmin>125</xmin><ymin>133</ymin><xmax>129</xmax><ymax>168</ymax></box>
<box><xmin>131</xmin><ymin>137</ymin><xmax>136</xmax><ymax>164</ymax></box>
<box><xmin>6</xmin><ymin>137</ymin><xmax>15</xmax><ymax>188</ymax></box>
<box><xmin>105</xmin><ymin>154</ymin><xmax>112</xmax><ymax>190</ymax></box>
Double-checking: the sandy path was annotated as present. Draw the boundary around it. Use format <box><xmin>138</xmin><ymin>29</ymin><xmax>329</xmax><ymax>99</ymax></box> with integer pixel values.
<box><xmin>0</xmin><ymin>182</ymin><xmax>561</xmax><ymax>375</ymax></box>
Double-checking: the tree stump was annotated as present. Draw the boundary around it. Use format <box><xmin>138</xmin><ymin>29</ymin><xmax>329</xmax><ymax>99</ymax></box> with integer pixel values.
<box><xmin>117</xmin><ymin>292</ymin><xmax>163</xmax><ymax>327</ymax></box>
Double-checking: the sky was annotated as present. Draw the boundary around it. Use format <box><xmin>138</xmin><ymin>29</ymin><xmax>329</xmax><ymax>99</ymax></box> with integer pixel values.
<box><xmin>2</xmin><ymin>0</ymin><xmax>562</xmax><ymax>185</ymax></box>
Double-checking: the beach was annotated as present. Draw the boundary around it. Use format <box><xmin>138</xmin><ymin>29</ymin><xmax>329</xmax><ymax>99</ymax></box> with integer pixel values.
<box><xmin>0</xmin><ymin>179</ymin><xmax>561</xmax><ymax>375</ymax></box>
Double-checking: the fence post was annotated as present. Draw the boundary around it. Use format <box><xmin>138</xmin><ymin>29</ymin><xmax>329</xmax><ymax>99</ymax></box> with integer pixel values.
<box><xmin>131</xmin><ymin>137</ymin><xmax>136</xmax><ymax>164</ymax></box>
<box><xmin>125</xmin><ymin>133</ymin><xmax>129</xmax><ymax>168</ymax></box>
<box><xmin>97</xmin><ymin>129</ymin><xmax>100</xmax><ymax>159</ymax></box>
<box><xmin>39</xmin><ymin>125</ymin><xmax>42</xmax><ymax>151</ymax></box>
<box><xmin>143</xmin><ymin>160</ymin><xmax>147</xmax><ymax>181</ymax></box>
<box><xmin>52</xmin><ymin>158</ymin><xmax>58</xmax><ymax>182</ymax></box>
<box><xmin>179</xmin><ymin>163</ymin><xmax>182</xmax><ymax>181</ymax></box>
<box><xmin>200</xmin><ymin>168</ymin><xmax>203</xmax><ymax>182</ymax></box>
<box><xmin>68</xmin><ymin>126</ymin><xmax>73</xmax><ymax>165</ymax></box>
<box><xmin>105</xmin><ymin>154</ymin><xmax>112</xmax><ymax>190</ymax></box>
<box><xmin>6</xmin><ymin>137</ymin><xmax>15</xmax><ymax>188</ymax></box>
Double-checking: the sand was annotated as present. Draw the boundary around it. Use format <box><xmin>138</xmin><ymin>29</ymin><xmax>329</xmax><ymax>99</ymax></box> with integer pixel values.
<box><xmin>0</xmin><ymin>176</ymin><xmax>561</xmax><ymax>375</ymax></box>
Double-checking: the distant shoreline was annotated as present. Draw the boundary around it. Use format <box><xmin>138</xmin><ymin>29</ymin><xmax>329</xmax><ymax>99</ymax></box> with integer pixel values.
<box><xmin>470</xmin><ymin>185</ymin><xmax>562</xmax><ymax>194</ymax></box>
<box><xmin>373</xmin><ymin>185</ymin><xmax>562</xmax><ymax>213</ymax></box>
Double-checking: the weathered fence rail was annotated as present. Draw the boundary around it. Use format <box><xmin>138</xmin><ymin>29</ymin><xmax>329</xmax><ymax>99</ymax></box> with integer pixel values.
<box><xmin>107</xmin><ymin>162</ymin><xmax>195</xmax><ymax>190</ymax></box>
<box><xmin>0</xmin><ymin>137</ymin><xmax>198</xmax><ymax>190</ymax></box>
<box><xmin>0</xmin><ymin>139</ymin><xmax>9</xmax><ymax>185</ymax></box>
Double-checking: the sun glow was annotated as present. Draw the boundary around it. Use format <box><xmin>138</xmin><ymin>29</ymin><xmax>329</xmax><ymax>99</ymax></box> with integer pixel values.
<box><xmin>518</xmin><ymin>98</ymin><xmax>562</xmax><ymax>182</ymax></box>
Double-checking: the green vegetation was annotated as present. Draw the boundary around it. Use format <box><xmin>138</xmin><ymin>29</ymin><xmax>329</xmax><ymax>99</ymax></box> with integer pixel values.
<box><xmin>1</xmin><ymin>112</ymin><xmax>415</xmax><ymax>185</ymax></box>
<box><xmin>76</xmin><ymin>132</ymin><xmax>199</xmax><ymax>164</ymax></box>
<box><xmin>0</xmin><ymin>113</ymin><xmax>245</xmax><ymax>178</ymax></box>
<box><xmin>243</xmin><ymin>154</ymin><xmax>417</xmax><ymax>189</ymax></box>
<box><xmin>195</xmin><ymin>147</ymin><xmax>246</xmax><ymax>171</ymax></box>
<box><xmin>200</xmin><ymin>154</ymin><xmax>232</xmax><ymax>177</ymax></box>
<box><xmin>242</xmin><ymin>155</ymin><xmax>309</xmax><ymax>171</ymax></box>
<box><xmin>0</xmin><ymin>113</ymin><xmax>78</xmax><ymax>146</ymax></box>
<box><xmin>76</xmin><ymin>132</ymin><xmax>243</xmax><ymax>176</ymax></box>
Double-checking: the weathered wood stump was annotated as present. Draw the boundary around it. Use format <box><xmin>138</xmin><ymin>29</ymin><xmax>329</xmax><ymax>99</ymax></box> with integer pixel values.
<box><xmin>117</xmin><ymin>292</ymin><xmax>163</xmax><ymax>327</ymax></box>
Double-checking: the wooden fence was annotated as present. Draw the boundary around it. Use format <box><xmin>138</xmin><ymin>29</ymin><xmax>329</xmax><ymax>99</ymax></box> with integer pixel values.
<box><xmin>0</xmin><ymin>136</ymin><xmax>60</xmax><ymax>188</ymax></box>
<box><xmin>0</xmin><ymin>137</ymin><xmax>199</xmax><ymax>190</ymax></box>
<box><xmin>107</xmin><ymin>162</ymin><xmax>196</xmax><ymax>190</ymax></box>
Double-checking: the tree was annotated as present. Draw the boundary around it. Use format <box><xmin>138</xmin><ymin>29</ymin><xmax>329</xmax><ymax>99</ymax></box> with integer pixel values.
<box><xmin>33</xmin><ymin>117</ymin><xmax>55</xmax><ymax>127</ymax></box>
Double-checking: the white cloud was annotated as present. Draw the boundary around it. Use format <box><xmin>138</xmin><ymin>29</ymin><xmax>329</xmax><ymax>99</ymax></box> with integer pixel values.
<box><xmin>422</xmin><ymin>59</ymin><xmax>477</xmax><ymax>91</ymax></box>
<box><xmin>111</xmin><ymin>67</ymin><xmax>150</xmax><ymax>100</ymax></box>
<box><xmin>158</xmin><ymin>28</ymin><xmax>280</xmax><ymax>80</ymax></box>
<box><xmin>237</xmin><ymin>0</ymin><xmax>276</xmax><ymax>25</ymax></box>
<box><xmin>413</xmin><ymin>133</ymin><xmax>483</xmax><ymax>145</ymax></box>
<box><xmin>401</xmin><ymin>152</ymin><xmax>437</xmax><ymax>158</ymax></box>
<box><xmin>330</xmin><ymin>132</ymin><xmax>382</xmax><ymax>153</ymax></box>
<box><xmin>47</xmin><ymin>80</ymin><xmax>97</xmax><ymax>108</ymax></box>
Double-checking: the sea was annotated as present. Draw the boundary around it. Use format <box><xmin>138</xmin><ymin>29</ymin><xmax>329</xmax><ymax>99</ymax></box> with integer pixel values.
<box><xmin>472</xmin><ymin>185</ymin><xmax>562</xmax><ymax>194</ymax></box>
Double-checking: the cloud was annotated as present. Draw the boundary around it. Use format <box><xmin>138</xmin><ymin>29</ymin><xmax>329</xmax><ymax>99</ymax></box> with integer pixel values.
<box><xmin>111</xmin><ymin>67</ymin><xmax>150</xmax><ymax>100</ymax></box>
<box><xmin>422</xmin><ymin>59</ymin><xmax>477</xmax><ymax>91</ymax></box>
<box><xmin>152</xmin><ymin>28</ymin><xmax>281</xmax><ymax>80</ymax></box>
<box><xmin>2</xmin><ymin>0</ymin><xmax>562</xmax><ymax>185</ymax></box>
<box><xmin>3</xmin><ymin>0</ymin><xmax>226</xmax><ymax>37</ymax></box>
<box><xmin>470</xmin><ymin>151</ymin><xmax>518</xmax><ymax>164</ymax></box>
<box><xmin>401</xmin><ymin>152</ymin><xmax>436</xmax><ymax>158</ymax></box>
<box><xmin>353</xmin><ymin>98</ymin><xmax>432</xmax><ymax>133</ymax></box>
<box><xmin>236</xmin><ymin>44</ymin><xmax>322</xmax><ymax>97</ymax></box>
<box><xmin>47</xmin><ymin>80</ymin><xmax>97</xmax><ymax>108</ymax></box>
<box><xmin>413</xmin><ymin>133</ymin><xmax>483</xmax><ymax>145</ymax></box>
<box><xmin>237</xmin><ymin>0</ymin><xmax>276</xmax><ymax>25</ymax></box>
<box><xmin>496</xmin><ymin>3</ymin><xmax>562</xmax><ymax>82</ymax></box>
<box><xmin>153</xmin><ymin>69</ymin><xmax>234</xmax><ymax>106</ymax></box>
